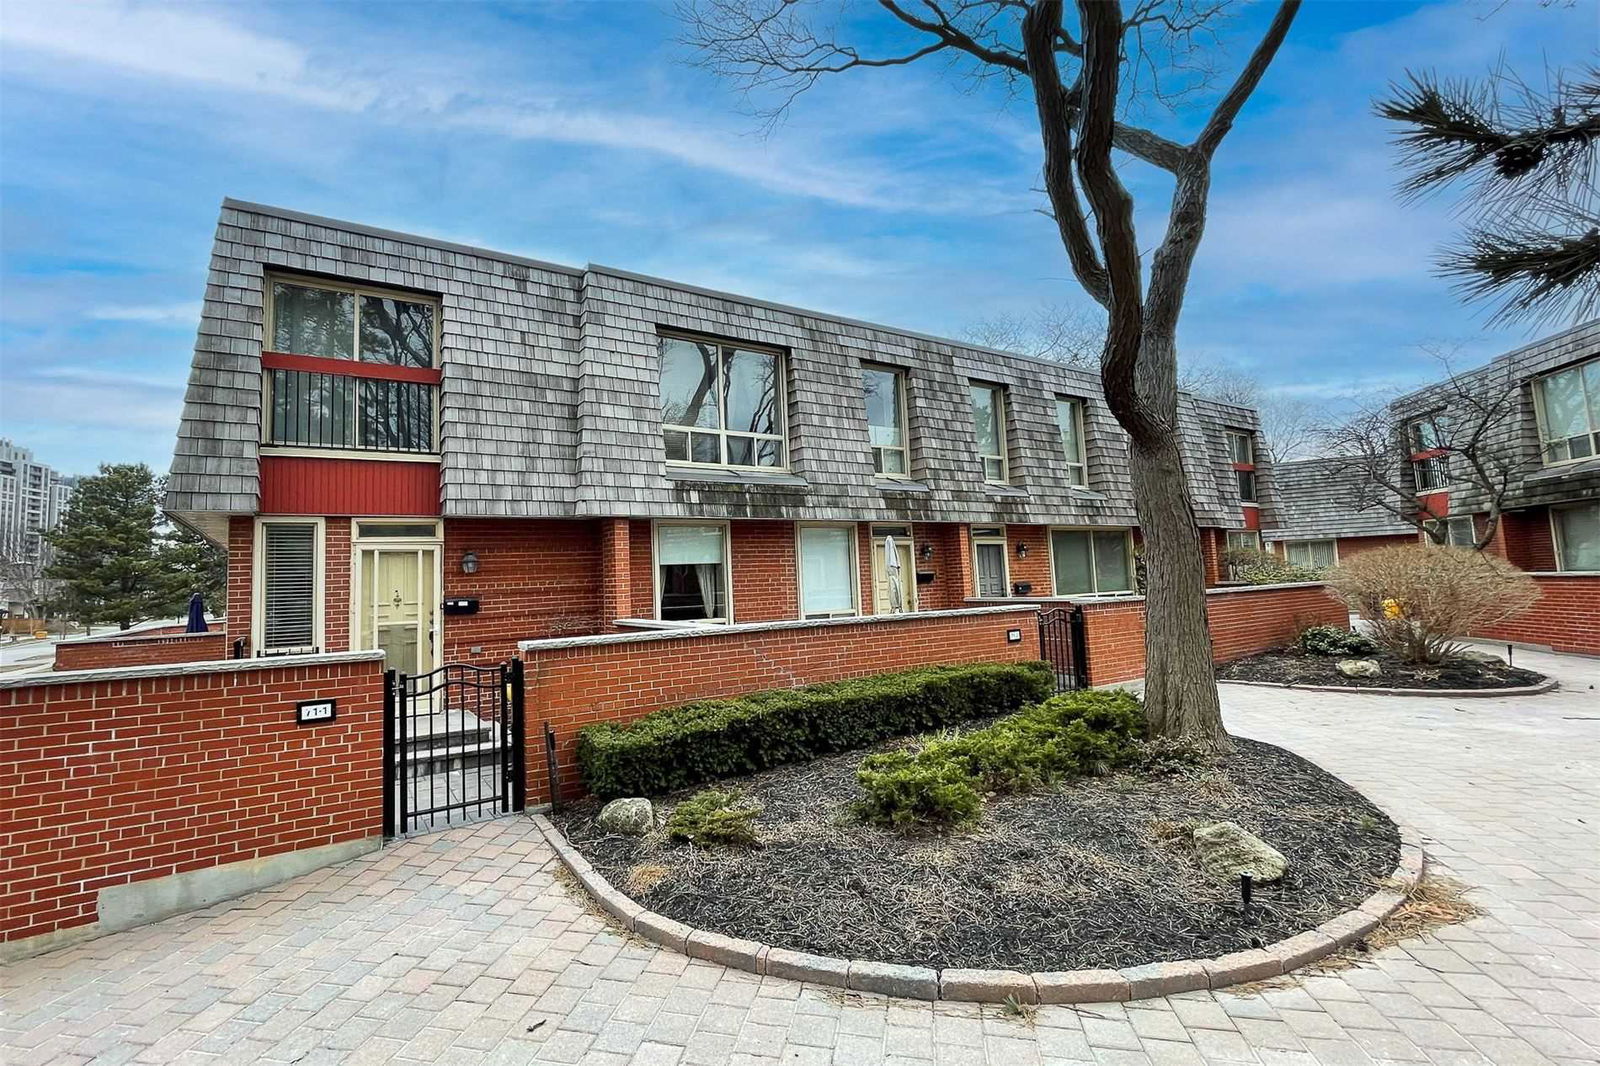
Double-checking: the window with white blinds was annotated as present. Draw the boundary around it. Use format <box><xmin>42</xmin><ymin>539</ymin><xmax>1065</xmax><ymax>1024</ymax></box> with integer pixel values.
<box><xmin>261</xmin><ymin>522</ymin><xmax>319</xmax><ymax>652</ymax></box>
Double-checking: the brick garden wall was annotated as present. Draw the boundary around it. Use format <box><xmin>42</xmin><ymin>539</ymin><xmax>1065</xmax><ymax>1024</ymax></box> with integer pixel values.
<box><xmin>0</xmin><ymin>652</ymin><xmax>385</xmax><ymax>950</ymax></box>
<box><xmin>1470</xmin><ymin>574</ymin><xmax>1600</xmax><ymax>656</ymax></box>
<box><xmin>519</xmin><ymin>606</ymin><xmax>1040</xmax><ymax>802</ymax></box>
<box><xmin>54</xmin><ymin>631</ymin><xmax>230</xmax><ymax>671</ymax></box>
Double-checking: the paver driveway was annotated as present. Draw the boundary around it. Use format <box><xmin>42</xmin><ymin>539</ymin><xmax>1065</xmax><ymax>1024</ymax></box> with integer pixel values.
<box><xmin>4</xmin><ymin>646</ymin><xmax>1598</xmax><ymax>1065</ymax></box>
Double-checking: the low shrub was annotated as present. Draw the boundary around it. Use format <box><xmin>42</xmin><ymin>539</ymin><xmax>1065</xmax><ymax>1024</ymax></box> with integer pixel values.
<box><xmin>1326</xmin><ymin>546</ymin><xmax>1540</xmax><ymax>663</ymax></box>
<box><xmin>1297</xmin><ymin>624</ymin><xmax>1377</xmax><ymax>657</ymax></box>
<box><xmin>576</xmin><ymin>660</ymin><xmax>1055</xmax><ymax>799</ymax></box>
<box><xmin>665</xmin><ymin>789</ymin><xmax>760</xmax><ymax>846</ymax></box>
<box><xmin>856</xmin><ymin>689</ymin><xmax>1145</xmax><ymax>828</ymax></box>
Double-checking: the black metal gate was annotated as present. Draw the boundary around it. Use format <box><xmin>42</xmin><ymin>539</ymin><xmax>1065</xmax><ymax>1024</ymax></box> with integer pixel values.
<box><xmin>383</xmin><ymin>659</ymin><xmax>525</xmax><ymax>837</ymax></box>
<box><xmin>1038</xmin><ymin>605</ymin><xmax>1090</xmax><ymax>692</ymax></box>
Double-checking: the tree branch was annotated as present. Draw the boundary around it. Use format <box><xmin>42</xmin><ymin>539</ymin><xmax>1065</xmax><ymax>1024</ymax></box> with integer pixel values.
<box><xmin>1195</xmin><ymin>0</ymin><xmax>1301</xmax><ymax>157</ymax></box>
<box><xmin>878</xmin><ymin>0</ymin><xmax>1028</xmax><ymax>72</ymax></box>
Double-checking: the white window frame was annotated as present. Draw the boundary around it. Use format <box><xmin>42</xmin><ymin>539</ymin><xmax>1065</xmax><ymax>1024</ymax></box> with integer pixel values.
<box><xmin>1551</xmin><ymin>501</ymin><xmax>1600</xmax><ymax>572</ymax></box>
<box><xmin>1055</xmin><ymin>397</ymin><xmax>1088</xmax><ymax>486</ymax></box>
<box><xmin>651</xmin><ymin>519</ymin><xmax>734</xmax><ymax>624</ymax></box>
<box><xmin>1532</xmin><ymin>357</ymin><xmax>1600</xmax><ymax>467</ymax></box>
<box><xmin>265</xmin><ymin>272</ymin><xmax>441</xmax><ymax>365</ymax></box>
<box><xmin>796</xmin><ymin>522</ymin><xmax>860</xmax><ymax>619</ymax></box>
<box><xmin>1284</xmin><ymin>539</ymin><xmax>1338</xmax><ymax>568</ymax></box>
<box><xmin>970</xmin><ymin>526</ymin><xmax>1011</xmax><ymax>598</ymax></box>
<box><xmin>1226</xmin><ymin>430</ymin><xmax>1254</xmax><ymax>465</ymax></box>
<box><xmin>1424</xmin><ymin>516</ymin><xmax>1476</xmax><ymax>548</ymax></box>
<box><xmin>251</xmin><ymin>516</ymin><xmax>325</xmax><ymax>656</ymax></box>
<box><xmin>862</xmin><ymin>363</ymin><xmax>911</xmax><ymax>479</ymax></box>
<box><xmin>968</xmin><ymin>382</ymin><xmax>1010</xmax><ymax>484</ymax></box>
<box><xmin>659</xmin><ymin>334</ymin><xmax>788</xmax><ymax>472</ymax></box>
<box><xmin>1047</xmin><ymin>526</ymin><xmax>1135</xmax><ymax>596</ymax></box>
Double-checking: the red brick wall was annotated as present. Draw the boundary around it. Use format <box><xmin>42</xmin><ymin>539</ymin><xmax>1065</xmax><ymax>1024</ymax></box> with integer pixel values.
<box><xmin>442</xmin><ymin>519</ymin><xmax>604</xmax><ymax>663</ymax></box>
<box><xmin>1335</xmin><ymin>534</ymin><xmax>1418</xmax><ymax>559</ymax></box>
<box><xmin>227</xmin><ymin>516</ymin><xmax>252</xmax><ymax>648</ymax></box>
<box><xmin>1490</xmin><ymin>509</ymin><xmax>1558</xmax><ymax>572</ymax></box>
<box><xmin>629</xmin><ymin>520</ymin><xmax>654</xmax><ymax>618</ymax></box>
<box><xmin>910</xmin><ymin>522</ymin><xmax>968</xmax><ymax>610</ymax></box>
<box><xmin>523</xmin><ymin>609</ymin><xmax>1040</xmax><ymax>801</ymax></box>
<box><xmin>1471</xmin><ymin>574</ymin><xmax>1600</xmax><ymax>655</ymax></box>
<box><xmin>731</xmin><ymin>521</ymin><xmax>798</xmax><ymax>622</ymax></box>
<box><xmin>324</xmin><ymin>519</ymin><xmax>352</xmax><ymax>653</ymax></box>
<box><xmin>1200</xmin><ymin>529</ymin><xmax>1226</xmax><ymax>587</ymax></box>
<box><xmin>1038</xmin><ymin>583</ymin><xmax>1349</xmax><ymax>685</ymax></box>
<box><xmin>1006</xmin><ymin>525</ymin><xmax>1051</xmax><ymax>595</ymax></box>
<box><xmin>0</xmin><ymin>655</ymin><xmax>385</xmax><ymax>948</ymax></box>
<box><xmin>54</xmin><ymin>632</ymin><xmax>230</xmax><ymax>671</ymax></box>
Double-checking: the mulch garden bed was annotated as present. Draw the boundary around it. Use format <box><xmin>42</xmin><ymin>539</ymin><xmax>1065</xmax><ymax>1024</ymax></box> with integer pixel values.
<box><xmin>553</xmin><ymin>733</ymin><xmax>1399</xmax><ymax>972</ymax></box>
<box><xmin>1217</xmin><ymin>646</ymin><xmax>1545</xmax><ymax>691</ymax></box>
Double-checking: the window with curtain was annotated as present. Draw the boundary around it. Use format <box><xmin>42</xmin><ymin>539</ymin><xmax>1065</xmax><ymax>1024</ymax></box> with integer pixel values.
<box><xmin>260</xmin><ymin>522</ymin><xmax>318</xmax><ymax>653</ymax></box>
<box><xmin>969</xmin><ymin>383</ymin><xmax>1008</xmax><ymax>482</ymax></box>
<box><xmin>660</xmin><ymin>336</ymin><xmax>785</xmax><ymax>468</ymax></box>
<box><xmin>656</xmin><ymin>523</ymin><xmax>729</xmax><ymax>622</ymax></box>
<box><xmin>1285</xmin><ymin>540</ymin><xmax>1337</xmax><ymax>568</ymax></box>
<box><xmin>971</xmin><ymin>527</ymin><xmax>1009</xmax><ymax>597</ymax></box>
<box><xmin>1050</xmin><ymin>529</ymin><xmax>1132</xmax><ymax>595</ymax></box>
<box><xmin>799</xmin><ymin>525</ymin><xmax>857</xmax><ymax>618</ymax></box>
<box><xmin>1534</xmin><ymin>358</ymin><xmax>1600</xmax><ymax>464</ymax></box>
<box><xmin>1555</xmin><ymin>502</ymin><xmax>1600</xmax><ymax>570</ymax></box>
<box><xmin>862</xmin><ymin>365</ymin><xmax>909</xmax><ymax>476</ymax></box>
<box><xmin>1055</xmin><ymin>398</ymin><xmax>1087</xmax><ymax>486</ymax></box>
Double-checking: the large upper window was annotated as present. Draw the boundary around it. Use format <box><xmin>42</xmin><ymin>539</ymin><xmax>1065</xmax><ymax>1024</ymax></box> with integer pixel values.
<box><xmin>1407</xmin><ymin>416</ymin><xmax>1446</xmax><ymax>454</ymax></box>
<box><xmin>798</xmin><ymin>524</ymin><xmax>858</xmax><ymax>618</ymax></box>
<box><xmin>1050</xmin><ymin>529</ymin><xmax>1133</xmax><ymax>595</ymax></box>
<box><xmin>969</xmin><ymin>383</ymin><xmax>1009</xmax><ymax>483</ymax></box>
<box><xmin>655</xmin><ymin>522</ymin><xmax>730</xmax><ymax>623</ymax></box>
<box><xmin>862</xmin><ymin>365</ymin><xmax>909</xmax><ymax>476</ymax></box>
<box><xmin>1227</xmin><ymin>430</ymin><xmax>1257</xmax><ymax>502</ymax></box>
<box><xmin>272</xmin><ymin>280</ymin><xmax>435</xmax><ymax>367</ymax></box>
<box><xmin>660</xmin><ymin>337</ymin><xmax>784</xmax><ymax>469</ymax></box>
<box><xmin>1055</xmin><ymin>398</ymin><xmax>1087</xmax><ymax>486</ymax></box>
<box><xmin>1554</xmin><ymin>502</ymin><xmax>1600</xmax><ymax>571</ymax></box>
<box><xmin>264</xmin><ymin>278</ymin><xmax>438</xmax><ymax>454</ymax></box>
<box><xmin>1534</xmin><ymin>358</ymin><xmax>1600</xmax><ymax>465</ymax></box>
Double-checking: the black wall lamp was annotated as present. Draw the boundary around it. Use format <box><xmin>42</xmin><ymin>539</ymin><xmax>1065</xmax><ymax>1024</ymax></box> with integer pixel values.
<box><xmin>1016</xmin><ymin>542</ymin><xmax>1031</xmax><ymax>559</ymax></box>
<box><xmin>919</xmin><ymin>543</ymin><xmax>935</xmax><ymax>561</ymax></box>
<box><xmin>460</xmin><ymin>550</ymin><xmax>480</xmax><ymax>575</ymax></box>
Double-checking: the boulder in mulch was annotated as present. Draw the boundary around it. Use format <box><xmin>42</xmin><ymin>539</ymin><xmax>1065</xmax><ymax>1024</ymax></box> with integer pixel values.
<box><xmin>1193</xmin><ymin>821</ymin><xmax>1287</xmax><ymax>884</ymax></box>
<box><xmin>597</xmin><ymin>797</ymin><xmax>654</xmax><ymax>835</ymax></box>
<box><xmin>1457</xmin><ymin>650</ymin><xmax>1504</xmax><ymax>665</ymax></box>
<box><xmin>1336</xmin><ymin>658</ymin><xmax>1382</xmax><ymax>678</ymax></box>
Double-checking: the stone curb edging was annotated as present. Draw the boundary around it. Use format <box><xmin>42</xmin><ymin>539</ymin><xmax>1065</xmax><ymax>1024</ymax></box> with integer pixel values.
<box><xmin>532</xmin><ymin>813</ymin><xmax>1427</xmax><ymax>1004</ymax></box>
<box><xmin>1217</xmin><ymin>677</ymin><xmax>1558</xmax><ymax>698</ymax></box>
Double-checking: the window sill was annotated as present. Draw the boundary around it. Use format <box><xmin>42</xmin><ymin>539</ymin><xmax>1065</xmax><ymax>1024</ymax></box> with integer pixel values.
<box><xmin>261</xmin><ymin>446</ymin><xmax>441</xmax><ymax>464</ymax></box>
<box><xmin>665</xmin><ymin>466</ymin><xmax>809</xmax><ymax>489</ymax></box>
<box><xmin>875</xmin><ymin>478</ymin><xmax>931</xmax><ymax>494</ymax></box>
<box><xmin>982</xmin><ymin>483</ymin><xmax>1030</xmax><ymax>499</ymax></box>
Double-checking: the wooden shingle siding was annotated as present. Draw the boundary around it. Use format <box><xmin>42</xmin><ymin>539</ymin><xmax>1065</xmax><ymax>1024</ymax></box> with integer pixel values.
<box><xmin>167</xmin><ymin>200</ymin><xmax>1276</xmax><ymax>531</ymax></box>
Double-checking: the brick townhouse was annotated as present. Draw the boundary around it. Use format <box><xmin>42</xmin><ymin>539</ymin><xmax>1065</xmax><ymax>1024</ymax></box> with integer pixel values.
<box><xmin>1262</xmin><ymin>457</ymin><xmax>1418</xmax><ymax>567</ymax></box>
<box><xmin>163</xmin><ymin>200</ymin><xmax>1284</xmax><ymax>673</ymax></box>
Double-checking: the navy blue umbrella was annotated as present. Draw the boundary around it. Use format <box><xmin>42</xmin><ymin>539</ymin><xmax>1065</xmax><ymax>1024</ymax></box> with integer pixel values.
<box><xmin>185</xmin><ymin>593</ymin><xmax>208</xmax><ymax>633</ymax></box>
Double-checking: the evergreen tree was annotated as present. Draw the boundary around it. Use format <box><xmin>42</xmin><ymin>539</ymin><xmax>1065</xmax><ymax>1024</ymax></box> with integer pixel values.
<box><xmin>45</xmin><ymin>464</ymin><xmax>169</xmax><ymax>630</ymax></box>
<box><xmin>1378</xmin><ymin>67</ymin><xmax>1600</xmax><ymax>324</ymax></box>
<box><xmin>159</xmin><ymin>520</ymin><xmax>227</xmax><ymax>614</ymax></box>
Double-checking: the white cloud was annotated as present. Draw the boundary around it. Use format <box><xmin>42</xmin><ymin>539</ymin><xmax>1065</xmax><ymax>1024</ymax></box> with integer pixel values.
<box><xmin>0</xmin><ymin>0</ymin><xmax>1023</xmax><ymax>214</ymax></box>
<box><xmin>87</xmin><ymin>302</ymin><xmax>202</xmax><ymax>323</ymax></box>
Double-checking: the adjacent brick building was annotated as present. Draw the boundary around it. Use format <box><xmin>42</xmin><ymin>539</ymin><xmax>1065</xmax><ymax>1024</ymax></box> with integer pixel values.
<box><xmin>163</xmin><ymin>200</ymin><xmax>1284</xmax><ymax>670</ymax></box>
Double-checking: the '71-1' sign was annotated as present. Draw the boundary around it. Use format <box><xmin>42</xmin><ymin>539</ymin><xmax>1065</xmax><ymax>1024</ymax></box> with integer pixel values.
<box><xmin>296</xmin><ymin>699</ymin><xmax>337</xmax><ymax>725</ymax></box>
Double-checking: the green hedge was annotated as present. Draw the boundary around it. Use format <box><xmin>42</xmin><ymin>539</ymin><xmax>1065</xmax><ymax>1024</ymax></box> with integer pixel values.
<box><xmin>856</xmin><ymin>689</ymin><xmax>1145</xmax><ymax>828</ymax></box>
<box><xmin>575</xmin><ymin>660</ymin><xmax>1055</xmax><ymax>799</ymax></box>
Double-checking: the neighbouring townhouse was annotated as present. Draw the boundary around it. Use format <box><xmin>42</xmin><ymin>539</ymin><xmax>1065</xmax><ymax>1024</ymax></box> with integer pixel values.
<box><xmin>162</xmin><ymin>200</ymin><xmax>1284</xmax><ymax>673</ymax></box>
<box><xmin>1262</xmin><ymin>457</ymin><xmax>1418</xmax><ymax>568</ymax></box>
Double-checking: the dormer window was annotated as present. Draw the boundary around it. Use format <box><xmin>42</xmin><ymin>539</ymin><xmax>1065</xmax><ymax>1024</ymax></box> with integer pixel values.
<box><xmin>1227</xmin><ymin>430</ymin><xmax>1256</xmax><ymax>503</ymax></box>
<box><xmin>659</xmin><ymin>335</ymin><xmax>786</xmax><ymax>469</ymax></box>
<box><xmin>969</xmin><ymin>382</ymin><xmax>1009</xmax><ymax>483</ymax></box>
<box><xmin>1533</xmin><ymin>357</ymin><xmax>1599</xmax><ymax>465</ymax></box>
<box><xmin>263</xmin><ymin>276</ymin><xmax>440</xmax><ymax>455</ymax></box>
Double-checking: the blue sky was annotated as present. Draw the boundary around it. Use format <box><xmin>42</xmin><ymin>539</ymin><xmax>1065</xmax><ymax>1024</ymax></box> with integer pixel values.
<box><xmin>1</xmin><ymin>0</ymin><xmax>1594</xmax><ymax>476</ymax></box>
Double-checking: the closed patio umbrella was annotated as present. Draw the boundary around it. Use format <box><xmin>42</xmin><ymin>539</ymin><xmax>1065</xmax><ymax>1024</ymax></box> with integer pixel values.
<box><xmin>185</xmin><ymin>593</ymin><xmax>208</xmax><ymax>633</ymax></box>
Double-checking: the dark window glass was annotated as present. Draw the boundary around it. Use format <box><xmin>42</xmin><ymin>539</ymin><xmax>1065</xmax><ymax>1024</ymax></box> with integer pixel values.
<box><xmin>273</xmin><ymin>283</ymin><xmax>354</xmax><ymax>360</ymax></box>
<box><xmin>359</xmin><ymin>296</ymin><xmax>434</xmax><ymax>367</ymax></box>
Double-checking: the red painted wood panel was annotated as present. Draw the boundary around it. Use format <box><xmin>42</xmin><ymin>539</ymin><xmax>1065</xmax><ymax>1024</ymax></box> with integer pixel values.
<box><xmin>262</xmin><ymin>351</ymin><xmax>442</xmax><ymax>385</ymax></box>
<box><xmin>260</xmin><ymin>456</ymin><xmax>440</xmax><ymax>515</ymax></box>
<box><xmin>1242</xmin><ymin>506</ymin><xmax>1261</xmax><ymax>530</ymax></box>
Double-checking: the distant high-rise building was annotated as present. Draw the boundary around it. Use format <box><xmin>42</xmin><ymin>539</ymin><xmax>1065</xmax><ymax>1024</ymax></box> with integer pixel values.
<box><xmin>0</xmin><ymin>440</ymin><xmax>75</xmax><ymax>563</ymax></box>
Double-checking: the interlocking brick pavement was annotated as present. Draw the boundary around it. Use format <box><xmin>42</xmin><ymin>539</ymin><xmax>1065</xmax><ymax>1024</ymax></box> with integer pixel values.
<box><xmin>3</xmin><ymin>645</ymin><xmax>1597</xmax><ymax>1064</ymax></box>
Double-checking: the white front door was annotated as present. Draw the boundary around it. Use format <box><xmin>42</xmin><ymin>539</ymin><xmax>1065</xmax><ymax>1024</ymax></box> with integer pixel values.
<box><xmin>358</xmin><ymin>546</ymin><xmax>438</xmax><ymax>675</ymax></box>
<box><xmin>870</xmin><ymin>530</ymin><xmax>918</xmax><ymax>614</ymax></box>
